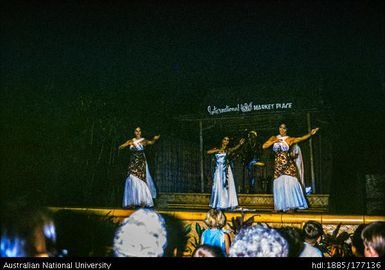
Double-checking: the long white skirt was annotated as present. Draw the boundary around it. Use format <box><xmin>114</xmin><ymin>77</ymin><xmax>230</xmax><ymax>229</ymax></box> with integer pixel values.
<box><xmin>123</xmin><ymin>163</ymin><xmax>157</xmax><ymax>208</ymax></box>
<box><xmin>273</xmin><ymin>175</ymin><xmax>308</xmax><ymax>211</ymax></box>
<box><xmin>209</xmin><ymin>166</ymin><xmax>238</xmax><ymax>210</ymax></box>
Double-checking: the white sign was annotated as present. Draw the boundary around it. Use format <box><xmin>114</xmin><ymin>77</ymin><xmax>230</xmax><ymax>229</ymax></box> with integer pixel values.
<box><xmin>207</xmin><ymin>102</ymin><xmax>293</xmax><ymax>115</ymax></box>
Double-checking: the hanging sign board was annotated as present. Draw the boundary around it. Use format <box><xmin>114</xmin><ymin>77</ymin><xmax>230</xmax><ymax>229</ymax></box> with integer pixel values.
<box><xmin>207</xmin><ymin>101</ymin><xmax>294</xmax><ymax>116</ymax></box>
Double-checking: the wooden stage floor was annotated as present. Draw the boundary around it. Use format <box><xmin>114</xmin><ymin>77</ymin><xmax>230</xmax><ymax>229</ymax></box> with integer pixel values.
<box><xmin>155</xmin><ymin>192</ymin><xmax>330</xmax><ymax>212</ymax></box>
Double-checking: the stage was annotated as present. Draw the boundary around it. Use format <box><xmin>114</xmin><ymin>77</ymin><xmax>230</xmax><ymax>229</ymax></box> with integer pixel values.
<box><xmin>155</xmin><ymin>192</ymin><xmax>329</xmax><ymax>212</ymax></box>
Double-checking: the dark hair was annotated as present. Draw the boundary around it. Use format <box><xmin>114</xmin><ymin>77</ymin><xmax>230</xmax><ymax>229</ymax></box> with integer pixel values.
<box><xmin>351</xmin><ymin>224</ymin><xmax>366</xmax><ymax>257</ymax></box>
<box><xmin>192</xmin><ymin>245</ymin><xmax>225</xmax><ymax>257</ymax></box>
<box><xmin>278</xmin><ymin>227</ymin><xmax>305</xmax><ymax>257</ymax></box>
<box><xmin>303</xmin><ymin>221</ymin><xmax>324</xmax><ymax>243</ymax></box>
<box><xmin>162</xmin><ymin>214</ymin><xmax>188</xmax><ymax>257</ymax></box>
<box><xmin>279</xmin><ymin>119</ymin><xmax>299</xmax><ymax>129</ymax></box>
<box><xmin>361</xmin><ymin>221</ymin><xmax>385</xmax><ymax>257</ymax></box>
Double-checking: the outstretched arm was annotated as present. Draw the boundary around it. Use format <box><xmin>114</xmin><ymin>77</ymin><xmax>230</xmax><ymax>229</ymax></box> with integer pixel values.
<box><xmin>207</xmin><ymin>148</ymin><xmax>221</xmax><ymax>155</ymax></box>
<box><xmin>145</xmin><ymin>135</ymin><xmax>160</xmax><ymax>146</ymax></box>
<box><xmin>118</xmin><ymin>139</ymin><xmax>133</xmax><ymax>150</ymax></box>
<box><xmin>291</xmin><ymin>127</ymin><xmax>319</xmax><ymax>145</ymax></box>
<box><xmin>228</xmin><ymin>138</ymin><xmax>246</xmax><ymax>153</ymax></box>
<box><xmin>262</xmin><ymin>136</ymin><xmax>279</xmax><ymax>150</ymax></box>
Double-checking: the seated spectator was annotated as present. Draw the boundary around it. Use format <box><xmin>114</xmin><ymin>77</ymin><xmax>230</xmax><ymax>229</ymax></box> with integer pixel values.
<box><xmin>351</xmin><ymin>224</ymin><xmax>366</xmax><ymax>257</ymax></box>
<box><xmin>201</xmin><ymin>209</ymin><xmax>230</xmax><ymax>256</ymax></box>
<box><xmin>278</xmin><ymin>227</ymin><xmax>305</xmax><ymax>257</ymax></box>
<box><xmin>361</xmin><ymin>221</ymin><xmax>385</xmax><ymax>257</ymax></box>
<box><xmin>192</xmin><ymin>244</ymin><xmax>225</xmax><ymax>257</ymax></box>
<box><xmin>229</xmin><ymin>225</ymin><xmax>288</xmax><ymax>257</ymax></box>
<box><xmin>0</xmin><ymin>201</ymin><xmax>57</xmax><ymax>257</ymax></box>
<box><xmin>113</xmin><ymin>208</ymin><xmax>167</xmax><ymax>257</ymax></box>
<box><xmin>299</xmin><ymin>221</ymin><xmax>324</xmax><ymax>257</ymax></box>
<box><xmin>162</xmin><ymin>214</ymin><xmax>188</xmax><ymax>257</ymax></box>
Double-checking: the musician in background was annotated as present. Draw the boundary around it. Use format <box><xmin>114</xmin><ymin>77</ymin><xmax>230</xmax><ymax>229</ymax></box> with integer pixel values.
<box><xmin>240</xmin><ymin>130</ymin><xmax>265</xmax><ymax>193</ymax></box>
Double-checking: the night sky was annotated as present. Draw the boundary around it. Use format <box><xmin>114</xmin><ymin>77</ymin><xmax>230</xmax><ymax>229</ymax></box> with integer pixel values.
<box><xmin>1</xmin><ymin>1</ymin><xmax>384</xmax><ymax>213</ymax></box>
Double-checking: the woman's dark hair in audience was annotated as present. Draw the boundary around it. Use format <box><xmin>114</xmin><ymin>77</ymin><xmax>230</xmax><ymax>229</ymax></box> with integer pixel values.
<box><xmin>162</xmin><ymin>214</ymin><xmax>189</xmax><ymax>257</ymax></box>
<box><xmin>278</xmin><ymin>227</ymin><xmax>305</xmax><ymax>257</ymax></box>
<box><xmin>303</xmin><ymin>221</ymin><xmax>324</xmax><ymax>244</ymax></box>
<box><xmin>351</xmin><ymin>224</ymin><xmax>366</xmax><ymax>257</ymax></box>
<box><xmin>361</xmin><ymin>221</ymin><xmax>385</xmax><ymax>257</ymax></box>
<box><xmin>192</xmin><ymin>244</ymin><xmax>225</xmax><ymax>257</ymax></box>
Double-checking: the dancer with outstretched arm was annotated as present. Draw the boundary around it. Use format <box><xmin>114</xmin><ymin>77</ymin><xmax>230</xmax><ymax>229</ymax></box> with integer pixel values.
<box><xmin>119</xmin><ymin>127</ymin><xmax>160</xmax><ymax>208</ymax></box>
<box><xmin>262</xmin><ymin>122</ymin><xmax>319</xmax><ymax>213</ymax></box>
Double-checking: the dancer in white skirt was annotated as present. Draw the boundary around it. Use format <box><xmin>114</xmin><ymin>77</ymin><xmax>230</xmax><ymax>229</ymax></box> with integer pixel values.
<box><xmin>207</xmin><ymin>136</ymin><xmax>245</xmax><ymax>210</ymax></box>
<box><xmin>119</xmin><ymin>127</ymin><xmax>160</xmax><ymax>208</ymax></box>
<box><xmin>262</xmin><ymin>123</ymin><xmax>319</xmax><ymax>212</ymax></box>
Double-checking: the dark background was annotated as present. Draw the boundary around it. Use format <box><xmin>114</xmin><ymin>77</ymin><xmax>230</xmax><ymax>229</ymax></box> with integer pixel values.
<box><xmin>1</xmin><ymin>1</ymin><xmax>384</xmax><ymax>214</ymax></box>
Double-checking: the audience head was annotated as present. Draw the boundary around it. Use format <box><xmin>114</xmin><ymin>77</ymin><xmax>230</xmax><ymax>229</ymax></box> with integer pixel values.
<box><xmin>351</xmin><ymin>224</ymin><xmax>366</xmax><ymax>257</ymax></box>
<box><xmin>278</xmin><ymin>227</ymin><xmax>304</xmax><ymax>257</ymax></box>
<box><xmin>113</xmin><ymin>208</ymin><xmax>167</xmax><ymax>257</ymax></box>
<box><xmin>1</xmin><ymin>201</ymin><xmax>57</xmax><ymax>257</ymax></box>
<box><xmin>229</xmin><ymin>225</ymin><xmax>288</xmax><ymax>257</ymax></box>
<box><xmin>303</xmin><ymin>221</ymin><xmax>324</xmax><ymax>245</ymax></box>
<box><xmin>361</xmin><ymin>221</ymin><xmax>385</xmax><ymax>257</ymax></box>
<box><xmin>192</xmin><ymin>244</ymin><xmax>225</xmax><ymax>257</ymax></box>
<box><xmin>162</xmin><ymin>214</ymin><xmax>188</xmax><ymax>257</ymax></box>
<box><xmin>204</xmin><ymin>209</ymin><xmax>226</xmax><ymax>229</ymax></box>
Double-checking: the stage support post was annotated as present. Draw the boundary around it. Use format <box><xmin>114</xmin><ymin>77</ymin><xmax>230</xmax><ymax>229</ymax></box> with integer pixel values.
<box><xmin>307</xmin><ymin>112</ymin><xmax>316</xmax><ymax>193</ymax></box>
<box><xmin>199</xmin><ymin>120</ymin><xmax>204</xmax><ymax>192</ymax></box>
